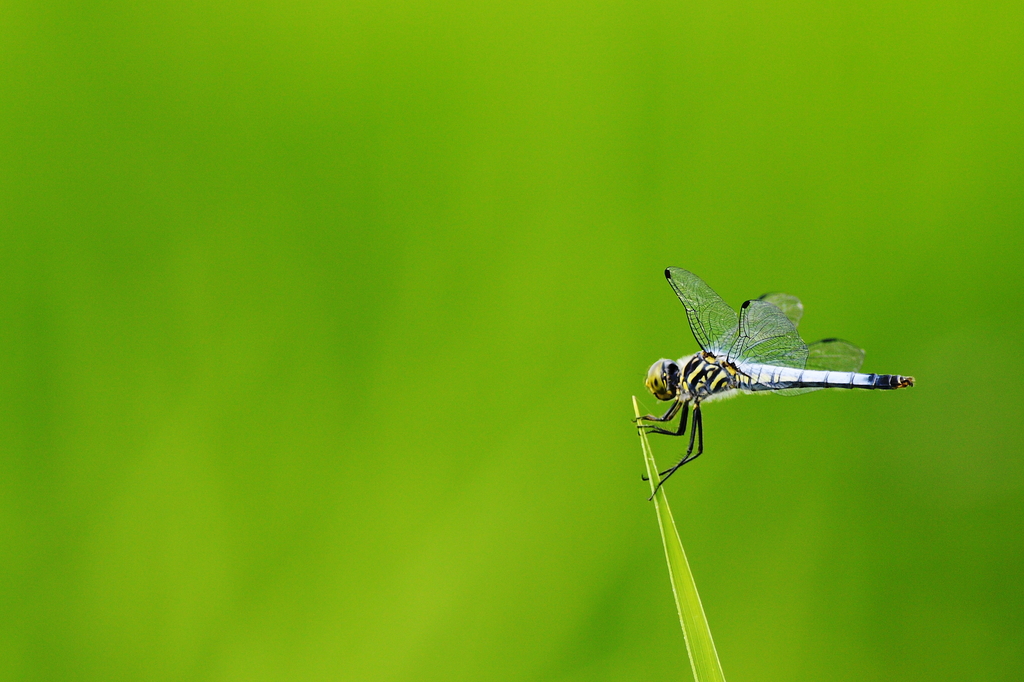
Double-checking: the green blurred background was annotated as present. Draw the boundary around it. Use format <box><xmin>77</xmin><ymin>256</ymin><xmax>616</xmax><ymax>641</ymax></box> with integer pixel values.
<box><xmin>2</xmin><ymin>0</ymin><xmax>1022</xmax><ymax>680</ymax></box>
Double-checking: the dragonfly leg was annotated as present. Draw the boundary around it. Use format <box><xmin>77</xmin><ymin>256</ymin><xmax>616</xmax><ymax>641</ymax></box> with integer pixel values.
<box><xmin>640</xmin><ymin>403</ymin><xmax>691</xmax><ymax>482</ymax></box>
<box><xmin>646</xmin><ymin>403</ymin><xmax>703</xmax><ymax>500</ymax></box>
<box><xmin>679</xmin><ymin>404</ymin><xmax>705</xmax><ymax>466</ymax></box>
<box><xmin>634</xmin><ymin>400</ymin><xmax>682</xmax><ymax>424</ymax></box>
<box><xmin>641</xmin><ymin>402</ymin><xmax>689</xmax><ymax>437</ymax></box>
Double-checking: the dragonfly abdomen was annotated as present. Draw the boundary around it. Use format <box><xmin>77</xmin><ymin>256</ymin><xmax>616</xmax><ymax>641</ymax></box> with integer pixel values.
<box><xmin>740</xmin><ymin>364</ymin><xmax>914</xmax><ymax>391</ymax></box>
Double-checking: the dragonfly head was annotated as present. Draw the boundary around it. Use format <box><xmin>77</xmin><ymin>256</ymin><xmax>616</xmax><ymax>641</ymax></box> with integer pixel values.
<box><xmin>645</xmin><ymin>359</ymin><xmax>681</xmax><ymax>401</ymax></box>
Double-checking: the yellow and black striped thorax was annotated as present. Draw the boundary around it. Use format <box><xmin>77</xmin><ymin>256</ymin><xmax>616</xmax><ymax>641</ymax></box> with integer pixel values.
<box><xmin>681</xmin><ymin>352</ymin><xmax>740</xmax><ymax>398</ymax></box>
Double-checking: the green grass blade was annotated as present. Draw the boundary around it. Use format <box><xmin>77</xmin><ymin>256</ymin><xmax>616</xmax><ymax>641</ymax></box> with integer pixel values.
<box><xmin>633</xmin><ymin>396</ymin><xmax>727</xmax><ymax>682</ymax></box>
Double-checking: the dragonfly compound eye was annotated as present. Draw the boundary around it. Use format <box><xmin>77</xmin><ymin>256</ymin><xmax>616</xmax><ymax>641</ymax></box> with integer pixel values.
<box><xmin>646</xmin><ymin>359</ymin><xmax>678</xmax><ymax>401</ymax></box>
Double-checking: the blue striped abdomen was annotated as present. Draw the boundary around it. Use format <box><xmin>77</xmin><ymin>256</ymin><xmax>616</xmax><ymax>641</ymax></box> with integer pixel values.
<box><xmin>738</xmin><ymin>363</ymin><xmax>914</xmax><ymax>391</ymax></box>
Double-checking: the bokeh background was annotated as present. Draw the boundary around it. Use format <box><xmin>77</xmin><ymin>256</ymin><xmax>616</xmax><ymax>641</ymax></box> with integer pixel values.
<box><xmin>2</xmin><ymin>0</ymin><xmax>1022</xmax><ymax>680</ymax></box>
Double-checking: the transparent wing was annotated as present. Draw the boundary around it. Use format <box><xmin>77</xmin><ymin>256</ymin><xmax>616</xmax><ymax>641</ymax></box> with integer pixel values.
<box><xmin>664</xmin><ymin>267</ymin><xmax>738</xmax><ymax>354</ymax></box>
<box><xmin>774</xmin><ymin>338</ymin><xmax>866</xmax><ymax>396</ymax></box>
<box><xmin>757</xmin><ymin>292</ymin><xmax>803</xmax><ymax>327</ymax></box>
<box><xmin>804</xmin><ymin>338</ymin><xmax>865</xmax><ymax>372</ymax></box>
<box><xmin>730</xmin><ymin>299</ymin><xmax>808</xmax><ymax>368</ymax></box>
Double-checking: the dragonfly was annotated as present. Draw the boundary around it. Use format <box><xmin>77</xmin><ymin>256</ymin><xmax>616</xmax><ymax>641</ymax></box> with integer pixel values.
<box><xmin>637</xmin><ymin>267</ymin><xmax>914</xmax><ymax>497</ymax></box>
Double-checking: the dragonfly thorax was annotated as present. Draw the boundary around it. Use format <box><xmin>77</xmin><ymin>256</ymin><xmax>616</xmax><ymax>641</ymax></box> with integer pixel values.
<box><xmin>678</xmin><ymin>352</ymin><xmax>742</xmax><ymax>400</ymax></box>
